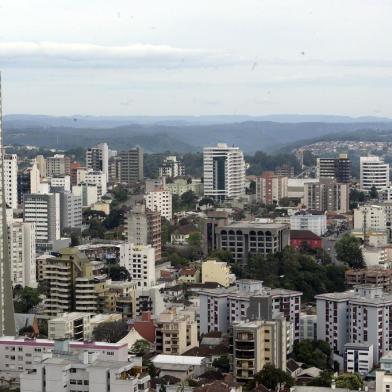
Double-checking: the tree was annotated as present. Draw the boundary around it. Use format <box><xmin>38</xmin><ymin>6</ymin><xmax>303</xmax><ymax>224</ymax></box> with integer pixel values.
<box><xmin>309</xmin><ymin>370</ymin><xmax>333</xmax><ymax>387</ymax></box>
<box><xmin>103</xmin><ymin>207</ymin><xmax>126</xmax><ymax>230</ymax></box>
<box><xmin>292</xmin><ymin>340</ymin><xmax>331</xmax><ymax>370</ymax></box>
<box><xmin>369</xmin><ymin>185</ymin><xmax>379</xmax><ymax>200</ymax></box>
<box><xmin>249</xmin><ymin>364</ymin><xmax>294</xmax><ymax>390</ymax></box>
<box><xmin>130</xmin><ymin>339</ymin><xmax>150</xmax><ymax>356</ymax></box>
<box><xmin>335</xmin><ymin>234</ymin><xmax>365</xmax><ymax>269</ymax></box>
<box><xmin>336</xmin><ymin>373</ymin><xmax>363</xmax><ymax>390</ymax></box>
<box><xmin>106</xmin><ymin>264</ymin><xmax>131</xmax><ymax>281</ymax></box>
<box><xmin>210</xmin><ymin>250</ymin><xmax>233</xmax><ymax>263</ymax></box>
<box><xmin>212</xmin><ymin>356</ymin><xmax>230</xmax><ymax>373</ymax></box>
<box><xmin>13</xmin><ymin>286</ymin><xmax>42</xmax><ymax>313</ymax></box>
<box><xmin>92</xmin><ymin>320</ymin><xmax>128</xmax><ymax>343</ymax></box>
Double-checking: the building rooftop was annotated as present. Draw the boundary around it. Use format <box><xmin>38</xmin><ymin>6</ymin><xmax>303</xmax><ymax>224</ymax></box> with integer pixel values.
<box><xmin>152</xmin><ymin>354</ymin><xmax>205</xmax><ymax>366</ymax></box>
<box><xmin>220</xmin><ymin>221</ymin><xmax>288</xmax><ymax>230</ymax></box>
<box><xmin>290</xmin><ymin>230</ymin><xmax>321</xmax><ymax>241</ymax></box>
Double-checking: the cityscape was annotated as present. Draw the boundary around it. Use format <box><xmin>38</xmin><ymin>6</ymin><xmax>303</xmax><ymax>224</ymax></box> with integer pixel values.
<box><xmin>1</xmin><ymin>1</ymin><xmax>392</xmax><ymax>392</ymax></box>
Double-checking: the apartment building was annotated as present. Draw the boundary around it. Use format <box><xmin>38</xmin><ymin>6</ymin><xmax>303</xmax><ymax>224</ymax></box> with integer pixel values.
<box><xmin>118</xmin><ymin>148</ymin><xmax>144</xmax><ymax>185</ymax></box>
<box><xmin>4</xmin><ymin>154</ymin><xmax>18</xmax><ymax>209</ymax></box>
<box><xmin>23</xmin><ymin>193</ymin><xmax>60</xmax><ymax>245</ymax></box>
<box><xmin>7</xmin><ymin>220</ymin><xmax>36</xmax><ymax>287</ymax></box>
<box><xmin>203</xmin><ymin>143</ymin><xmax>246</xmax><ymax>201</ymax></box>
<box><xmin>199</xmin><ymin>279</ymin><xmax>301</xmax><ymax>340</ymax></box>
<box><xmin>144</xmin><ymin>189</ymin><xmax>172</xmax><ymax>221</ymax></box>
<box><xmin>84</xmin><ymin>170</ymin><xmax>107</xmax><ymax>200</ymax></box>
<box><xmin>155</xmin><ymin>308</ymin><xmax>198</xmax><ymax>355</ymax></box>
<box><xmin>59</xmin><ymin>191</ymin><xmax>82</xmax><ymax>231</ymax></box>
<box><xmin>344</xmin><ymin>342</ymin><xmax>373</xmax><ymax>376</ymax></box>
<box><xmin>316</xmin><ymin>284</ymin><xmax>392</xmax><ymax>364</ymax></box>
<box><xmin>49</xmin><ymin>175</ymin><xmax>71</xmax><ymax>192</ymax></box>
<box><xmin>72</xmin><ymin>183</ymin><xmax>98</xmax><ymax>208</ymax></box>
<box><xmin>165</xmin><ymin>178</ymin><xmax>203</xmax><ymax>197</ymax></box>
<box><xmin>159</xmin><ymin>155</ymin><xmax>185</xmax><ymax>178</ymax></box>
<box><xmin>214</xmin><ymin>221</ymin><xmax>290</xmax><ymax>264</ymax></box>
<box><xmin>360</xmin><ymin>156</ymin><xmax>390</xmax><ymax>192</ymax></box>
<box><xmin>346</xmin><ymin>268</ymin><xmax>392</xmax><ymax>292</ymax></box>
<box><xmin>201</xmin><ymin>259</ymin><xmax>233</xmax><ymax>287</ymax></box>
<box><xmin>39</xmin><ymin>248</ymin><xmax>107</xmax><ymax>316</ymax></box>
<box><xmin>127</xmin><ymin>203</ymin><xmax>162</xmax><ymax>261</ymax></box>
<box><xmin>86</xmin><ymin>143</ymin><xmax>109</xmax><ymax>178</ymax></box>
<box><xmin>354</xmin><ymin>204</ymin><xmax>387</xmax><ymax>232</ymax></box>
<box><xmin>20</xmin><ymin>340</ymin><xmax>150</xmax><ymax>392</ymax></box>
<box><xmin>231</xmin><ymin>316</ymin><xmax>289</xmax><ymax>383</ymax></box>
<box><xmin>304</xmin><ymin>179</ymin><xmax>349</xmax><ymax>213</ymax></box>
<box><xmin>299</xmin><ymin>314</ymin><xmax>317</xmax><ymax>341</ymax></box>
<box><xmin>46</xmin><ymin>154</ymin><xmax>71</xmax><ymax>177</ymax></box>
<box><xmin>119</xmin><ymin>244</ymin><xmax>156</xmax><ymax>288</ymax></box>
<box><xmin>255</xmin><ymin>172</ymin><xmax>288</xmax><ymax>205</ymax></box>
<box><xmin>290</xmin><ymin>210</ymin><xmax>327</xmax><ymax>236</ymax></box>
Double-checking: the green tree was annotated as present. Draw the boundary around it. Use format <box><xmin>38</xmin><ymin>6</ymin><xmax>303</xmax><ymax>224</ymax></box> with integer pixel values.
<box><xmin>210</xmin><ymin>250</ymin><xmax>233</xmax><ymax>263</ymax></box>
<box><xmin>106</xmin><ymin>264</ymin><xmax>131</xmax><ymax>281</ymax></box>
<box><xmin>13</xmin><ymin>286</ymin><xmax>42</xmax><ymax>313</ymax></box>
<box><xmin>309</xmin><ymin>370</ymin><xmax>333</xmax><ymax>387</ymax></box>
<box><xmin>103</xmin><ymin>207</ymin><xmax>126</xmax><ymax>230</ymax></box>
<box><xmin>336</xmin><ymin>373</ymin><xmax>363</xmax><ymax>390</ymax></box>
<box><xmin>92</xmin><ymin>320</ymin><xmax>128</xmax><ymax>343</ymax></box>
<box><xmin>369</xmin><ymin>185</ymin><xmax>379</xmax><ymax>200</ymax></box>
<box><xmin>130</xmin><ymin>339</ymin><xmax>150</xmax><ymax>356</ymax></box>
<box><xmin>212</xmin><ymin>355</ymin><xmax>230</xmax><ymax>372</ymax></box>
<box><xmin>292</xmin><ymin>340</ymin><xmax>331</xmax><ymax>370</ymax></box>
<box><xmin>248</xmin><ymin>364</ymin><xmax>294</xmax><ymax>390</ymax></box>
<box><xmin>335</xmin><ymin>234</ymin><xmax>365</xmax><ymax>269</ymax></box>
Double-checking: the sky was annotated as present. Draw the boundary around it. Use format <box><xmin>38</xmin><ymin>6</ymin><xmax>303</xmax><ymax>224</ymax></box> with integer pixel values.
<box><xmin>0</xmin><ymin>0</ymin><xmax>392</xmax><ymax>116</ymax></box>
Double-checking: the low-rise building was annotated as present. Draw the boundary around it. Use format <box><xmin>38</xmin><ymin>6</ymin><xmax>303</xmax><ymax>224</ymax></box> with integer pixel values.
<box><xmin>201</xmin><ymin>259</ymin><xmax>233</xmax><ymax>288</ymax></box>
<box><xmin>48</xmin><ymin>312</ymin><xmax>92</xmax><ymax>341</ymax></box>
<box><xmin>299</xmin><ymin>313</ymin><xmax>317</xmax><ymax>341</ymax></box>
<box><xmin>290</xmin><ymin>230</ymin><xmax>322</xmax><ymax>250</ymax></box>
<box><xmin>344</xmin><ymin>342</ymin><xmax>373</xmax><ymax>376</ymax></box>
<box><xmin>290</xmin><ymin>211</ymin><xmax>327</xmax><ymax>236</ymax></box>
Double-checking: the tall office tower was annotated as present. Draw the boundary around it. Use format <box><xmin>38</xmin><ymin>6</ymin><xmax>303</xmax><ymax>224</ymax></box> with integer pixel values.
<box><xmin>108</xmin><ymin>156</ymin><xmax>122</xmax><ymax>183</ymax></box>
<box><xmin>3</xmin><ymin>154</ymin><xmax>18</xmax><ymax>209</ymax></box>
<box><xmin>7</xmin><ymin>220</ymin><xmax>36</xmax><ymax>288</ymax></box>
<box><xmin>17</xmin><ymin>170</ymin><xmax>31</xmax><ymax>206</ymax></box>
<box><xmin>0</xmin><ymin>76</ymin><xmax>15</xmax><ymax>335</ymax></box>
<box><xmin>86</xmin><ymin>143</ymin><xmax>109</xmax><ymax>178</ymax></box>
<box><xmin>46</xmin><ymin>154</ymin><xmax>71</xmax><ymax>177</ymax></box>
<box><xmin>127</xmin><ymin>204</ymin><xmax>161</xmax><ymax>261</ymax></box>
<box><xmin>360</xmin><ymin>156</ymin><xmax>390</xmax><ymax>192</ymax></box>
<box><xmin>255</xmin><ymin>171</ymin><xmax>288</xmax><ymax>205</ymax></box>
<box><xmin>317</xmin><ymin>154</ymin><xmax>351</xmax><ymax>183</ymax></box>
<box><xmin>203</xmin><ymin>143</ymin><xmax>246</xmax><ymax>201</ymax></box>
<box><xmin>119</xmin><ymin>147</ymin><xmax>144</xmax><ymax>185</ymax></box>
<box><xmin>159</xmin><ymin>155</ymin><xmax>185</xmax><ymax>178</ymax></box>
<box><xmin>23</xmin><ymin>193</ymin><xmax>60</xmax><ymax>246</ymax></box>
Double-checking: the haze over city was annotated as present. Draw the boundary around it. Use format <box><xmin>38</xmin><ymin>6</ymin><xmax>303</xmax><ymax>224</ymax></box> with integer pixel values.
<box><xmin>1</xmin><ymin>0</ymin><xmax>392</xmax><ymax>116</ymax></box>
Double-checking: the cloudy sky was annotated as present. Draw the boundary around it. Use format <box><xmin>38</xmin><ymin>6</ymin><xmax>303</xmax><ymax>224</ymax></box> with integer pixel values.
<box><xmin>0</xmin><ymin>0</ymin><xmax>391</xmax><ymax>116</ymax></box>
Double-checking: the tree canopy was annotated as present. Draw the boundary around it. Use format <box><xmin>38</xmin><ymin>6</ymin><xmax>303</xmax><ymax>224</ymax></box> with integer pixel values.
<box><xmin>335</xmin><ymin>234</ymin><xmax>365</xmax><ymax>269</ymax></box>
<box><xmin>247</xmin><ymin>364</ymin><xmax>294</xmax><ymax>390</ymax></box>
<box><xmin>92</xmin><ymin>320</ymin><xmax>128</xmax><ymax>343</ymax></box>
<box><xmin>292</xmin><ymin>340</ymin><xmax>331</xmax><ymax>370</ymax></box>
<box><xmin>13</xmin><ymin>286</ymin><xmax>42</xmax><ymax>313</ymax></box>
<box><xmin>130</xmin><ymin>339</ymin><xmax>150</xmax><ymax>357</ymax></box>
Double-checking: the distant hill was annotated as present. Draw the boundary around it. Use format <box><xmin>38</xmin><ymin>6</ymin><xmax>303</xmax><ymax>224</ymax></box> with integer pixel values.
<box><xmin>3</xmin><ymin>115</ymin><xmax>392</xmax><ymax>153</ymax></box>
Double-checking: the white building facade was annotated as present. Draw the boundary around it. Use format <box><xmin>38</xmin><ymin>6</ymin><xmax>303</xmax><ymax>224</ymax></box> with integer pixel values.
<box><xmin>144</xmin><ymin>190</ymin><xmax>172</xmax><ymax>221</ymax></box>
<box><xmin>4</xmin><ymin>154</ymin><xmax>18</xmax><ymax>209</ymax></box>
<box><xmin>360</xmin><ymin>156</ymin><xmax>390</xmax><ymax>192</ymax></box>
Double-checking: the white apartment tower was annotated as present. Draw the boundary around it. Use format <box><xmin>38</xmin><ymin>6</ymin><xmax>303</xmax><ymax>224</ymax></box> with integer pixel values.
<box><xmin>144</xmin><ymin>190</ymin><xmax>172</xmax><ymax>221</ymax></box>
<box><xmin>3</xmin><ymin>154</ymin><xmax>17</xmax><ymax>209</ymax></box>
<box><xmin>203</xmin><ymin>143</ymin><xmax>246</xmax><ymax>200</ymax></box>
<box><xmin>86</xmin><ymin>143</ymin><xmax>109</xmax><ymax>179</ymax></box>
<box><xmin>120</xmin><ymin>244</ymin><xmax>155</xmax><ymax>288</ymax></box>
<box><xmin>360</xmin><ymin>156</ymin><xmax>390</xmax><ymax>192</ymax></box>
<box><xmin>84</xmin><ymin>170</ymin><xmax>107</xmax><ymax>200</ymax></box>
<box><xmin>7</xmin><ymin>220</ymin><xmax>36</xmax><ymax>287</ymax></box>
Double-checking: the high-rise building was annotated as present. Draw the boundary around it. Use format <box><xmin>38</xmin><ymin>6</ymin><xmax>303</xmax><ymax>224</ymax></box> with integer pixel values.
<box><xmin>199</xmin><ymin>279</ymin><xmax>301</xmax><ymax>340</ymax></box>
<box><xmin>120</xmin><ymin>244</ymin><xmax>155</xmax><ymax>288</ymax></box>
<box><xmin>23</xmin><ymin>193</ymin><xmax>60</xmax><ymax>245</ymax></box>
<box><xmin>316</xmin><ymin>284</ymin><xmax>392</xmax><ymax>364</ymax></box>
<box><xmin>231</xmin><ymin>317</ymin><xmax>289</xmax><ymax>382</ymax></box>
<box><xmin>72</xmin><ymin>183</ymin><xmax>98</xmax><ymax>208</ymax></box>
<box><xmin>86</xmin><ymin>142</ymin><xmax>109</xmax><ymax>178</ymax></box>
<box><xmin>360</xmin><ymin>156</ymin><xmax>390</xmax><ymax>192</ymax></box>
<box><xmin>144</xmin><ymin>190</ymin><xmax>172</xmax><ymax>221</ymax></box>
<box><xmin>46</xmin><ymin>154</ymin><xmax>71</xmax><ymax>177</ymax></box>
<box><xmin>49</xmin><ymin>175</ymin><xmax>71</xmax><ymax>192</ymax></box>
<box><xmin>304</xmin><ymin>179</ymin><xmax>349</xmax><ymax>213</ymax></box>
<box><xmin>35</xmin><ymin>155</ymin><xmax>47</xmax><ymax>178</ymax></box>
<box><xmin>7</xmin><ymin>220</ymin><xmax>36</xmax><ymax>288</ymax></box>
<box><xmin>17</xmin><ymin>170</ymin><xmax>30</xmax><ymax>206</ymax></box>
<box><xmin>59</xmin><ymin>191</ymin><xmax>83</xmax><ymax>231</ymax></box>
<box><xmin>3</xmin><ymin>154</ymin><xmax>18</xmax><ymax>209</ymax></box>
<box><xmin>0</xmin><ymin>76</ymin><xmax>15</xmax><ymax>335</ymax></box>
<box><xmin>203</xmin><ymin>143</ymin><xmax>246</xmax><ymax>200</ymax></box>
<box><xmin>85</xmin><ymin>170</ymin><xmax>107</xmax><ymax>200</ymax></box>
<box><xmin>255</xmin><ymin>171</ymin><xmax>288</xmax><ymax>205</ymax></box>
<box><xmin>119</xmin><ymin>148</ymin><xmax>144</xmax><ymax>185</ymax></box>
<box><xmin>159</xmin><ymin>155</ymin><xmax>185</xmax><ymax>178</ymax></box>
<box><xmin>203</xmin><ymin>210</ymin><xmax>230</xmax><ymax>255</ymax></box>
<box><xmin>317</xmin><ymin>154</ymin><xmax>352</xmax><ymax>183</ymax></box>
<box><xmin>127</xmin><ymin>204</ymin><xmax>161</xmax><ymax>261</ymax></box>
